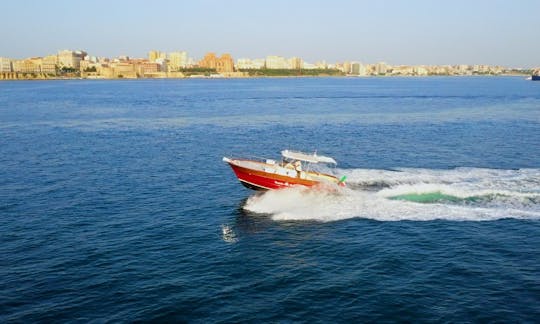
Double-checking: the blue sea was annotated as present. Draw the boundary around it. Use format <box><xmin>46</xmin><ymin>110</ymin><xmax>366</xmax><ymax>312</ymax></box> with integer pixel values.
<box><xmin>1</xmin><ymin>77</ymin><xmax>539</xmax><ymax>322</ymax></box>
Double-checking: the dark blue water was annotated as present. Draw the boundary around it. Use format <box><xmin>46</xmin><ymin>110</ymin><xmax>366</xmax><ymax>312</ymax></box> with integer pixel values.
<box><xmin>1</xmin><ymin>77</ymin><xmax>539</xmax><ymax>322</ymax></box>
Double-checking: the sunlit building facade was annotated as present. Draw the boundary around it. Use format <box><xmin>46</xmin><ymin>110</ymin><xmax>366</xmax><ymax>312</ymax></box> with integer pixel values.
<box><xmin>168</xmin><ymin>51</ymin><xmax>188</xmax><ymax>70</ymax></box>
<box><xmin>199</xmin><ymin>53</ymin><xmax>235</xmax><ymax>72</ymax></box>
<box><xmin>0</xmin><ymin>57</ymin><xmax>12</xmax><ymax>72</ymax></box>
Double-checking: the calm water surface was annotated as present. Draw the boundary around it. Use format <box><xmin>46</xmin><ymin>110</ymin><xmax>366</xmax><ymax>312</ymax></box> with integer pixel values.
<box><xmin>1</xmin><ymin>77</ymin><xmax>539</xmax><ymax>322</ymax></box>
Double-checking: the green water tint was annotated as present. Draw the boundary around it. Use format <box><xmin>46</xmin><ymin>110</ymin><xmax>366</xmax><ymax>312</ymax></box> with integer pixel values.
<box><xmin>389</xmin><ymin>191</ymin><xmax>479</xmax><ymax>204</ymax></box>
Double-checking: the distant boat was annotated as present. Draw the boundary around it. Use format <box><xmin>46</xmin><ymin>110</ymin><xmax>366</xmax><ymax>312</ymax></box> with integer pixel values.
<box><xmin>532</xmin><ymin>69</ymin><xmax>540</xmax><ymax>81</ymax></box>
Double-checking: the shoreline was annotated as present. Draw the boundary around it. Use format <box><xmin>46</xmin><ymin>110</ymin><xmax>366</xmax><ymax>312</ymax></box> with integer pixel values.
<box><xmin>0</xmin><ymin>73</ymin><xmax>531</xmax><ymax>81</ymax></box>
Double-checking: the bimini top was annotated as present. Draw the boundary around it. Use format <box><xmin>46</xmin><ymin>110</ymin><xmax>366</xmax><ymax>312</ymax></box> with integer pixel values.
<box><xmin>281</xmin><ymin>150</ymin><xmax>337</xmax><ymax>164</ymax></box>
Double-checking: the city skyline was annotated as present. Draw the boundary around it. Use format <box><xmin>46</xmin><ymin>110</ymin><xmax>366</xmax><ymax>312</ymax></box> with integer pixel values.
<box><xmin>2</xmin><ymin>47</ymin><xmax>528</xmax><ymax>81</ymax></box>
<box><xmin>1</xmin><ymin>0</ymin><xmax>539</xmax><ymax>68</ymax></box>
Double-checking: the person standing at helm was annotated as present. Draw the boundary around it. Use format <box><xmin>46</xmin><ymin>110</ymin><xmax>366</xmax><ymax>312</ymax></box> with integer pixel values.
<box><xmin>294</xmin><ymin>160</ymin><xmax>302</xmax><ymax>178</ymax></box>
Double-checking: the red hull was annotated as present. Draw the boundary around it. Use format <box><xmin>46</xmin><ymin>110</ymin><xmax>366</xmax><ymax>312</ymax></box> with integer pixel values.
<box><xmin>223</xmin><ymin>158</ymin><xmax>343</xmax><ymax>191</ymax></box>
<box><xmin>227</xmin><ymin>162</ymin><xmax>317</xmax><ymax>190</ymax></box>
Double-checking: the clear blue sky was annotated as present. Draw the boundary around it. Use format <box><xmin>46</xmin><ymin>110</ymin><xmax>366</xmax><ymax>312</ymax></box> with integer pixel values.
<box><xmin>1</xmin><ymin>0</ymin><xmax>539</xmax><ymax>67</ymax></box>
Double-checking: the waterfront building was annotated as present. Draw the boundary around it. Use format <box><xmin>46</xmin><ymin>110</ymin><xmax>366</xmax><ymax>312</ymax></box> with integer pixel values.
<box><xmin>288</xmin><ymin>57</ymin><xmax>303</xmax><ymax>70</ymax></box>
<box><xmin>155</xmin><ymin>58</ymin><xmax>168</xmax><ymax>72</ymax></box>
<box><xmin>136</xmin><ymin>62</ymin><xmax>160</xmax><ymax>76</ymax></box>
<box><xmin>80</xmin><ymin>60</ymin><xmax>90</xmax><ymax>71</ymax></box>
<box><xmin>111</xmin><ymin>62</ymin><xmax>137</xmax><ymax>78</ymax></box>
<box><xmin>342</xmin><ymin>61</ymin><xmax>351</xmax><ymax>73</ymax></box>
<box><xmin>168</xmin><ymin>51</ymin><xmax>188</xmax><ymax>71</ymax></box>
<box><xmin>236</xmin><ymin>58</ymin><xmax>251</xmax><ymax>69</ymax></box>
<box><xmin>359</xmin><ymin>64</ymin><xmax>368</xmax><ymax>76</ymax></box>
<box><xmin>41</xmin><ymin>55</ymin><xmax>57</xmax><ymax>74</ymax></box>
<box><xmin>302</xmin><ymin>62</ymin><xmax>317</xmax><ymax>69</ymax></box>
<box><xmin>265</xmin><ymin>55</ymin><xmax>289</xmax><ymax>69</ymax></box>
<box><xmin>216</xmin><ymin>54</ymin><xmax>234</xmax><ymax>72</ymax></box>
<box><xmin>57</xmin><ymin>50</ymin><xmax>86</xmax><ymax>69</ymax></box>
<box><xmin>391</xmin><ymin>65</ymin><xmax>414</xmax><ymax>76</ymax></box>
<box><xmin>315</xmin><ymin>61</ymin><xmax>327</xmax><ymax>69</ymax></box>
<box><xmin>10</xmin><ymin>56</ymin><xmax>56</xmax><ymax>75</ymax></box>
<box><xmin>199</xmin><ymin>53</ymin><xmax>235</xmax><ymax>72</ymax></box>
<box><xmin>199</xmin><ymin>53</ymin><xmax>218</xmax><ymax>69</ymax></box>
<box><xmin>12</xmin><ymin>59</ymin><xmax>41</xmax><ymax>73</ymax></box>
<box><xmin>0</xmin><ymin>57</ymin><xmax>12</xmax><ymax>72</ymax></box>
<box><xmin>376</xmin><ymin>62</ymin><xmax>387</xmax><ymax>75</ymax></box>
<box><xmin>350</xmin><ymin>62</ymin><xmax>360</xmax><ymax>75</ymax></box>
<box><xmin>97</xmin><ymin>65</ymin><xmax>113</xmax><ymax>78</ymax></box>
<box><xmin>236</xmin><ymin>58</ymin><xmax>265</xmax><ymax>69</ymax></box>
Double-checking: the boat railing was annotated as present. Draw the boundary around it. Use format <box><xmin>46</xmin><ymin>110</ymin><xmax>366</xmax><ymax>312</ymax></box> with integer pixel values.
<box><xmin>226</xmin><ymin>154</ymin><xmax>338</xmax><ymax>176</ymax></box>
<box><xmin>227</xmin><ymin>155</ymin><xmax>278</xmax><ymax>164</ymax></box>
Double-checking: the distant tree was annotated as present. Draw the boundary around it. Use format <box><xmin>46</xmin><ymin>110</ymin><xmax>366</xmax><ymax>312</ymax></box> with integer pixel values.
<box><xmin>61</xmin><ymin>66</ymin><xmax>77</xmax><ymax>73</ymax></box>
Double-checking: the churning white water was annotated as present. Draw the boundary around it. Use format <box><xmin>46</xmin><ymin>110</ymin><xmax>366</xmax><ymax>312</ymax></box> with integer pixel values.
<box><xmin>243</xmin><ymin>168</ymin><xmax>540</xmax><ymax>222</ymax></box>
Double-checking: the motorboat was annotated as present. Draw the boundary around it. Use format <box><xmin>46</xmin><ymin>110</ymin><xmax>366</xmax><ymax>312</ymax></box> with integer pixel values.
<box><xmin>223</xmin><ymin>150</ymin><xmax>346</xmax><ymax>191</ymax></box>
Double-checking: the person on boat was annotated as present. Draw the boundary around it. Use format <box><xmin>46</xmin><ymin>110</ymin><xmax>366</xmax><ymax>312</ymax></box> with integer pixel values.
<box><xmin>294</xmin><ymin>160</ymin><xmax>302</xmax><ymax>171</ymax></box>
<box><xmin>294</xmin><ymin>160</ymin><xmax>302</xmax><ymax>178</ymax></box>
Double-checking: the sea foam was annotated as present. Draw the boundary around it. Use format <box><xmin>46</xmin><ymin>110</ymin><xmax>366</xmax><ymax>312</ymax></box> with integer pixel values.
<box><xmin>243</xmin><ymin>167</ymin><xmax>540</xmax><ymax>222</ymax></box>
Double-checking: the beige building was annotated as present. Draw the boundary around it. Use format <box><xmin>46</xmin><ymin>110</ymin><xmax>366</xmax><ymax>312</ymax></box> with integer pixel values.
<box><xmin>12</xmin><ymin>59</ymin><xmax>40</xmax><ymax>73</ymax></box>
<box><xmin>288</xmin><ymin>57</ymin><xmax>303</xmax><ymax>69</ymax></box>
<box><xmin>9</xmin><ymin>56</ymin><xmax>55</xmax><ymax>74</ymax></box>
<box><xmin>168</xmin><ymin>51</ymin><xmax>188</xmax><ymax>71</ymax></box>
<box><xmin>136</xmin><ymin>61</ymin><xmax>160</xmax><ymax>76</ymax></box>
<box><xmin>57</xmin><ymin>50</ymin><xmax>86</xmax><ymax>69</ymax></box>
<box><xmin>376</xmin><ymin>62</ymin><xmax>388</xmax><ymax>75</ymax></box>
<box><xmin>236</xmin><ymin>58</ymin><xmax>265</xmax><ymax>69</ymax></box>
<box><xmin>0</xmin><ymin>57</ymin><xmax>12</xmax><ymax>72</ymax></box>
<box><xmin>111</xmin><ymin>62</ymin><xmax>137</xmax><ymax>78</ymax></box>
<box><xmin>350</xmin><ymin>62</ymin><xmax>367</xmax><ymax>75</ymax></box>
<box><xmin>341</xmin><ymin>61</ymin><xmax>351</xmax><ymax>73</ymax></box>
<box><xmin>41</xmin><ymin>55</ymin><xmax>57</xmax><ymax>74</ymax></box>
<box><xmin>265</xmin><ymin>55</ymin><xmax>289</xmax><ymax>69</ymax></box>
<box><xmin>148</xmin><ymin>50</ymin><xmax>166</xmax><ymax>62</ymax></box>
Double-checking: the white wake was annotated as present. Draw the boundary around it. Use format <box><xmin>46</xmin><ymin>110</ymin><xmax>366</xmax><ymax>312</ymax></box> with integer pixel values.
<box><xmin>243</xmin><ymin>168</ymin><xmax>540</xmax><ymax>222</ymax></box>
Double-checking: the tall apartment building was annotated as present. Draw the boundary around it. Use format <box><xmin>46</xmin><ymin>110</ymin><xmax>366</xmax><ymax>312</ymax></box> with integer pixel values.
<box><xmin>350</xmin><ymin>62</ymin><xmax>360</xmax><ymax>75</ymax></box>
<box><xmin>376</xmin><ymin>62</ymin><xmax>387</xmax><ymax>75</ymax></box>
<box><xmin>168</xmin><ymin>51</ymin><xmax>188</xmax><ymax>70</ymax></box>
<box><xmin>148</xmin><ymin>50</ymin><xmax>166</xmax><ymax>62</ymax></box>
<box><xmin>342</xmin><ymin>61</ymin><xmax>351</xmax><ymax>73</ymax></box>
